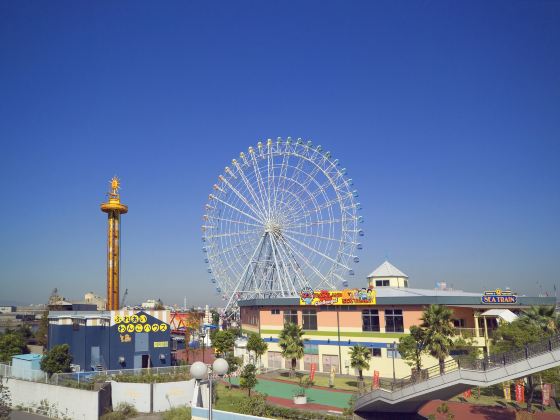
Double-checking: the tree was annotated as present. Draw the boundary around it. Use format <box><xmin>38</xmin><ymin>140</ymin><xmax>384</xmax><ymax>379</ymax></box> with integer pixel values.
<box><xmin>278</xmin><ymin>323</ymin><xmax>305</xmax><ymax>377</ymax></box>
<box><xmin>398</xmin><ymin>325</ymin><xmax>426</xmax><ymax>377</ymax></box>
<box><xmin>36</xmin><ymin>310</ymin><xmax>49</xmax><ymax>348</ymax></box>
<box><xmin>247</xmin><ymin>333</ymin><xmax>268</xmax><ymax>367</ymax></box>
<box><xmin>0</xmin><ymin>379</ymin><xmax>10</xmax><ymax>420</ymax></box>
<box><xmin>521</xmin><ymin>305</ymin><xmax>558</xmax><ymax>335</ymax></box>
<box><xmin>239</xmin><ymin>364</ymin><xmax>258</xmax><ymax>396</ymax></box>
<box><xmin>420</xmin><ymin>304</ymin><xmax>455</xmax><ymax>374</ymax></box>
<box><xmin>40</xmin><ymin>344</ymin><xmax>72</xmax><ymax>377</ymax></box>
<box><xmin>211</xmin><ymin>310</ymin><xmax>220</xmax><ymax>326</ymax></box>
<box><xmin>493</xmin><ymin>317</ymin><xmax>554</xmax><ymax>413</ymax></box>
<box><xmin>211</xmin><ymin>330</ymin><xmax>236</xmax><ymax>357</ymax></box>
<box><xmin>0</xmin><ymin>333</ymin><xmax>27</xmax><ymax>363</ymax></box>
<box><xmin>224</xmin><ymin>353</ymin><xmax>241</xmax><ymax>389</ymax></box>
<box><xmin>349</xmin><ymin>345</ymin><xmax>371</xmax><ymax>387</ymax></box>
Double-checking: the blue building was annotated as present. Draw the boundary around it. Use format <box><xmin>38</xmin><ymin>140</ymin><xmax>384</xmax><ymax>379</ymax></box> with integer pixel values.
<box><xmin>48</xmin><ymin>309</ymin><xmax>171</xmax><ymax>371</ymax></box>
<box><xmin>11</xmin><ymin>354</ymin><xmax>44</xmax><ymax>380</ymax></box>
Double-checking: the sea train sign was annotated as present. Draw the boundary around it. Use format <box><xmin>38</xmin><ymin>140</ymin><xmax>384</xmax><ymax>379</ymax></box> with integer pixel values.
<box><xmin>481</xmin><ymin>289</ymin><xmax>517</xmax><ymax>304</ymax></box>
<box><xmin>300</xmin><ymin>288</ymin><xmax>376</xmax><ymax>306</ymax></box>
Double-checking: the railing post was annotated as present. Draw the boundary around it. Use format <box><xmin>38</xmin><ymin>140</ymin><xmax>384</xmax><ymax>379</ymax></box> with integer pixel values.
<box><xmin>457</xmin><ymin>359</ymin><xmax>461</xmax><ymax>370</ymax></box>
<box><xmin>502</xmin><ymin>355</ymin><xmax>506</xmax><ymax>366</ymax></box>
<box><xmin>525</xmin><ymin>345</ymin><xmax>529</xmax><ymax>359</ymax></box>
<box><xmin>482</xmin><ymin>360</ymin><xmax>486</xmax><ymax>371</ymax></box>
<box><xmin>549</xmin><ymin>339</ymin><xmax>553</xmax><ymax>352</ymax></box>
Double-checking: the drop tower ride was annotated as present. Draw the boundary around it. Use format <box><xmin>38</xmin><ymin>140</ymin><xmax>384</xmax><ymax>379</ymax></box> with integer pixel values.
<box><xmin>101</xmin><ymin>177</ymin><xmax>128</xmax><ymax>310</ymax></box>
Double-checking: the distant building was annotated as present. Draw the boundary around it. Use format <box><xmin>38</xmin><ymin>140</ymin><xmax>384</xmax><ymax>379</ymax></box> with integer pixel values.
<box><xmin>83</xmin><ymin>292</ymin><xmax>107</xmax><ymax>311</ymax></box>
<box><xmin>48</xmin><ymin>309</ymin><xmax>171</xmax><ymax>371</ymax></box>
<box><xmin>141</xmin><ymin>299</ymin><xmax>163</xmax><ymax>309</ymax></box>
<box><xmin>0</xmin><ymin>306</ymin><xmax>16</xmax><ymax>314</ymax></box>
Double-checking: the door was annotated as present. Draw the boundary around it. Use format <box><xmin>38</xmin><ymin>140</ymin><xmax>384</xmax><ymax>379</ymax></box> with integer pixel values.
<box><xmin>134</xmin><ymin>354</ymin><xmax>142</xmax><ymax>369</ymax></box>
<box><xmin>142</xmin><ymin>354</ymin><xmax>150</xmax><ymax>368</ymax></box>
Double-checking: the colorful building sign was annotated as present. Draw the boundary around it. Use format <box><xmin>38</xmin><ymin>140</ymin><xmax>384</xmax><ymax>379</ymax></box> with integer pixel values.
<box><xmin>481</xmin><ymin>289</ymin><xmax>517</xmax><ymax>304</ymax></box>
<box><xmin>114</xmin><ymin>312</ymin><xmax>168</xmax><ymax>343</ymax></box>
<box><xmin>299</xmin><ymin>288</ymin><xmax>376</xmax><ymax>305</ymax></box>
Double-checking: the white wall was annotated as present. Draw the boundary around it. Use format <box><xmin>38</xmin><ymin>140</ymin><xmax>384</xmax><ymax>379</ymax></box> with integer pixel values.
<box><xmin>111</xmin><ymin>381</ymin><xmax>151</xmax><ymax>413</ymax></box>
<box><xmin>153</xmin><ymin>380</ymin><xmax>195</xmax><ymax>412</ymax></box>
<box><xmin>111</xmin><ymin>379</ymin><xmax>197</xmax><ymax>413</ymax></box>
<box><xmin>3</xmin><ymin>377</ymin><xmax>99</xmax><ymax>420</ymax></box>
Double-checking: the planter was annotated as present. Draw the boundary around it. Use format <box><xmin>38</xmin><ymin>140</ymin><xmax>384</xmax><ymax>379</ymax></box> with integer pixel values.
<box><xmin>293</xmin><ymin>395</ymin><xmax>307</xmax><ymax>405</ymax></box>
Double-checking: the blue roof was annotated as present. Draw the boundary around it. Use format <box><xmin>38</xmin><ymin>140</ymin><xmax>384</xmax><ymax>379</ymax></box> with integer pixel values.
<box><xmin>12</xmin><ymin>354</ymin><xmax>43</xmax><ymax>361</ymax></box>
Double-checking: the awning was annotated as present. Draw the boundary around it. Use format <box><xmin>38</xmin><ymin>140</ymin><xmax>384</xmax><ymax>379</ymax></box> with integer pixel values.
<box><xmin>480</xmin><ymin>309</ymin><xmax>518</xmax><ymax>323</ymax></box>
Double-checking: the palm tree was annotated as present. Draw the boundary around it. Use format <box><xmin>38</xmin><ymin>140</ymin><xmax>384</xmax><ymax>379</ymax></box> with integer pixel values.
<box><xmin>420</xmin><ymin>304</ymin><xmax>455</xmax><ymax>374</ymax></box>
<box><xmin>349</xmin><ymin>345</ymin><xmax>371</xmax><ymax>387</ymax></box>
<box><xmin>278</xmin><ymin>322</ymin><xmax>305</xmax><ymax>376</ymax></box>
<box><xmin>521</xmin><ymin>305</ymin><xmax>558</xmax><ymax>334</ymax></box>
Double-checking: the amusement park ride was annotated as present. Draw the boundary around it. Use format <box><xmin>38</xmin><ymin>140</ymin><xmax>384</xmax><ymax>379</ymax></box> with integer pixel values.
<box><xmin>202</xmin><ymin>138</ymin><xmax>363</xmax><ymax>317</ymax></box>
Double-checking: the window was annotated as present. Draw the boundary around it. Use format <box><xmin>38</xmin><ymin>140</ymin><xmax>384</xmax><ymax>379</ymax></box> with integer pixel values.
<box><xmin>370</xmin><ymin>348</ymin><xmax>382</xmax><ymax>357</ymax></box>
<box><xmin>453</xmin><ymin>319</ymin><xmax>465</xmax><ymax>328</ymax></box>
<box><xmin>302</xmin><ymin>309</ymin><xmax>317</xmax><ymax>330</ymax></box>
<box><xmin>385</xmin><ymin>309</ymin><xmax>404</xmax><ymax>332</ymax></box>
<box><xmin>271</xmin><ymin>309</ymin><xmax>280</xmax><ymax>315</ymax></box>
<box><xmin>303</xmin><ymin>354</ymin><xmax>319</xmax><ymax>371</ymax></box>
<box><xmin>387</xmin><ymin>348</ymin><xmax>401</xmax><ymax>359</ymax></box>
<box><xmin>322</xmin><ymin>355</ymin><xmax>339</xmax><ymax>373</ymax></box>
<box><xmin>304</xmin><ymin>343</ymin><xmax>319</xmax><ymax>354</ymax></box>
<box><xmin>375</xmin><ymin>279</ymin><xmax>390</xmax><ymax>287</ymax></box>
<box><xmin>362</xmin><ymin>309</ymin><xmax>380</xmax><ymax>332</ymax></box>
<box><xmin>268</xmin><ymin>351</ymin><xmax>283</xmax><ymax>369</ymax></box>
<box><xmin>284</xmin><ymin>309</ymin><xmax>298</xmax><ymax>325</ymax></box>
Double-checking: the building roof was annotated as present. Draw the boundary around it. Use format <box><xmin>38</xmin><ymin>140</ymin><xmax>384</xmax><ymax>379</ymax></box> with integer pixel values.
<box><xmin>480</xmin><ymin>309</ymin><xmax>518</xmax><ymax>323</ymax></box>
<box><xmin>12</xmin><ymin>354</ymin><xmax>43</xmax><ymax>361</ymax></box>
<box><xmin>238</xmin><ymin>287</ymin><xmax>556</xmax><ymax>308</ymax></box>
<box><xmin>367</xmin><ymin>261</ymin><xmax>408</xmax><ymax>278</ymax></box>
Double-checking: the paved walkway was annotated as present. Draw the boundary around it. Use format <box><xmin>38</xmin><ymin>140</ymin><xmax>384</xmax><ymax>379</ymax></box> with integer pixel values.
<box><xmin>229</xmin><ymin>377</ymin><xmax>352</xmax><ymax>408</ymax></box>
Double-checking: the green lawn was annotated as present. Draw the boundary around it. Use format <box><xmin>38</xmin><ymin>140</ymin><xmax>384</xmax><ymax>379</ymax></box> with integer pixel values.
<box><xmin>259</xmin><ymin>371</ymin><xmax>371</xmax><ymax>391</ymax></box>
<box><xmin>228</xmin><ymin>377</ymin><xmax>352</xmax><ymax>408</ymax></box>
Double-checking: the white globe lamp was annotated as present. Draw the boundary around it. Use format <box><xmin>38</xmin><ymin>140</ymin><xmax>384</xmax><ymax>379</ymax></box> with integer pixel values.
<box><xmin>190</xmin><ymin>361</ymin><xmax>208</xmax><ymax>380</ymax></box>
<box><xmin>212</xmin><ymin>358</ymin><xmax>229</xmax><ymax>376</ymax></box>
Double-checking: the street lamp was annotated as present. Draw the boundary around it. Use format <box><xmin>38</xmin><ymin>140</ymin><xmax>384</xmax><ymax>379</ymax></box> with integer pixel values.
<box><xmin>199</xmin><ymin>331</ymin><xmax>206</xmax><ymax>363</ymax></box>
<box><xmin>190</xmin><ymin>359</ymin><xmax>229</xmax><ymax>420</ymax></box>
<box><xmin>391</xmin><ymin>341</ymin><xmax>396</xmax><ymax>384</ymax></box>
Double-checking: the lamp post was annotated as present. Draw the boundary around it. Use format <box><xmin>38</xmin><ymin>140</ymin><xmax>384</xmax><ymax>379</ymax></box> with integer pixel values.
<box><xmin>190</xmin><ymin>359</ymin><xmax>229</xmax><ymax>420</ymax></box>
<box><xmin>391</xmin><ymin>341</ymin><xmax>396</xmax><ymax>384</ymax></box>
<box><xmin>199</xmin><ymin>331</ymin><xmax>206</xmax><ymax>363</ymax></box>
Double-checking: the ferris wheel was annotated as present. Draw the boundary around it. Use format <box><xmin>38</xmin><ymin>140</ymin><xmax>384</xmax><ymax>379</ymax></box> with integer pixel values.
<box><xmin>202</xmin><ymin>137</ymin><xmax>363</xmax><ymax>313</ymax></box>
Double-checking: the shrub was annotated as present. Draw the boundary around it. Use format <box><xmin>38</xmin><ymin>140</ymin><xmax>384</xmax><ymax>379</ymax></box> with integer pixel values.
<box><xmin>100</xmin><ymin>402</ymin><xmax>138</xmax><ymax>420</ymax></box>
<box><xmin>162</xmin><ymin>406</ymin><xmax>191</xmax><ymax>420</ymax></box>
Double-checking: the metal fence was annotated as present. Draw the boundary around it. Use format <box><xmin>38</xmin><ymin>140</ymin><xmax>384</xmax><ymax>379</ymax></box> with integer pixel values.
<box><xmin>0</xmin><ymin>363</ymin><xmax>193</xmax><ymax>389</ymax></box>
<box><xmin>362</xmin><ymin>333</ymin><xmax>560</xmax><ymax>395</ymax></box>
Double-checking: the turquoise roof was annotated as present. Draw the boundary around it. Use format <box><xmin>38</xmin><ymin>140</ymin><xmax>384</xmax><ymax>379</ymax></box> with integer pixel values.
<box><xmin>12</xmin><ymin>354</ymin><xmax>43</xmax><ymax>361</ymax></box>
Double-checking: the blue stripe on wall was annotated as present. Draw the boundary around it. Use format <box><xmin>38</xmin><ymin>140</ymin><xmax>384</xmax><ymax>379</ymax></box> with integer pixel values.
<box><xmin>263</xmin><ymin>337</ymin><xmax>394</xmax><ymax>348</ymax></box>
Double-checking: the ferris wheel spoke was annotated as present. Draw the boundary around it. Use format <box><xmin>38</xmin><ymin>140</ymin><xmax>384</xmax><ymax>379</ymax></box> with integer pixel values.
<box><xmin>209</xmin><ymin>194</ymin><xmax>264</xmax><ymax>225</ymax></box>
<box><xmin>277</xmin><ymin>235</ymin><xmax>337</xmax><ymax>290</ymax></box>
<box><xmin>286</xmin><ymin>218</ymin><xmax>346</xmax><ymax>230</ymax></box>
<box><xmin>274</xmin><ymin>235</ymin><xmax>309</xmax><ymax>295</ymax></box>
<box><xmin>282</xmin><ymin>228</ymin><xmax>350</xmax><ymax>245</ymax></box>
<box><xmin>218</xmin><ymin>175</ymin><xmax>267</xmax><ymax>222</ymax></box>
<box><xmin>249</xmin><ymin>148</ymin><xmax>270</xmax><ymax>218</ymax></box>
<box><xmin>233</xmin><ymin>160</ymin><xmax>269</xmax><ymax>219</ymax></box>
<box><xmin>268</xmin><ymin>233</ymin><xmax>297</xmax><ymax>295</ymax></box>
<box><xmin>204</xmin><ymin>216</ymin><xmax>261</xmax><ymax>229</ymax></box>
<box><xmin>225</xmin><ymin>234</ymin><xmax>266</xmax><ymax>311</ymax></box>
<box><xmin>282</xmin><ymin>231</ymin><xmax>351</xmax><ymax>271</ymax></box>
<box><xmin>205</xmin><ymin>228</ymin><xmax>262</xmax><ymax>239</ymax></box>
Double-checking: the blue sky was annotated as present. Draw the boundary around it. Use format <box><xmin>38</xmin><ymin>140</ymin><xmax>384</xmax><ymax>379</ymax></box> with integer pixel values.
<box><xmin>0</xmin><ymin>1</ymin><xmax>559</xmax><ymax>306</ymax></box>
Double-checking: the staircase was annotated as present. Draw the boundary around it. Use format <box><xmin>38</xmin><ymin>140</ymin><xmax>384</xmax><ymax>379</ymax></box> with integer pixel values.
<box><xmin>355</xmin><ymin>334</ymin><xmax>560</xmax><ymax>414</ymax></box>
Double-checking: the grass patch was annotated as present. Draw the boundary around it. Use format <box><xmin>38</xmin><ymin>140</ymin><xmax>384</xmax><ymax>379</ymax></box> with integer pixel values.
<box><xmin>261</xmin><ymin>370</ymin><xmax>369</xmax><ymax>391</ymax></box>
